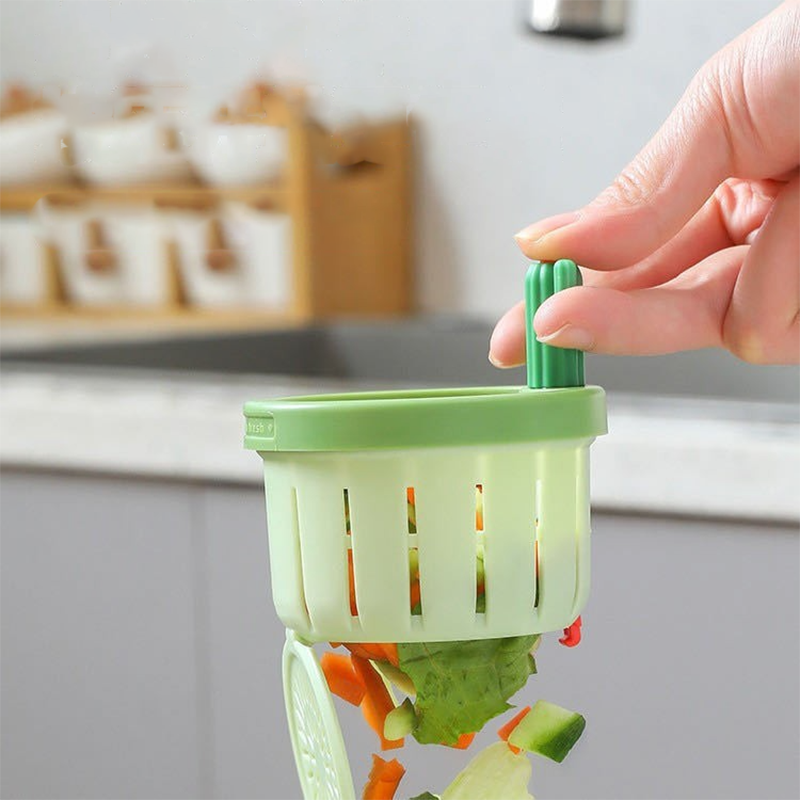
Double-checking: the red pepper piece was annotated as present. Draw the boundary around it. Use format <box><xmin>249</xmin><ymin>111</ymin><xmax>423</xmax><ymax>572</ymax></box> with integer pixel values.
<box><xmin>559</xmin><ymin>615</ymin><xmax>582</xmax><ymax>647</ymax></box>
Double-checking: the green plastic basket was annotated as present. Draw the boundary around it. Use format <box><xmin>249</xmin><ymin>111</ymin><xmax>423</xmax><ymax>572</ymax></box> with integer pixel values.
<box><xmin>244</xmin><ymin>260</ymin><xmax>607</xmax><ymax>799</ymax></box>
<box><xmin>245</xmin><ymin>260</ymin><xmax>605</xmax><ymax>644</ymax></box>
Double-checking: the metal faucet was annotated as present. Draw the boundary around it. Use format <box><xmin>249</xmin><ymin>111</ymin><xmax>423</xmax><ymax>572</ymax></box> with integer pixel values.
<box><xmin>527</xmin><ymin>0</ymin><xmax>628</xmax><ymax>41</ymax></box>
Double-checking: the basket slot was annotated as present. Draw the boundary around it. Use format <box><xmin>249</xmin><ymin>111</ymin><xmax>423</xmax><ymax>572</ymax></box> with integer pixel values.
<box><xmin>414</xmin><ymin>456</ymin><xmax>478</xmax><ymax>633</ymax></box>
<box><xmin>481</xmin><ymin>450</ymin><xmax>537</xmax><ymax>627</ymax></box>
<box><xmin>570</xmin><ymin>446</ymin><xmax>592</xmax><ymax>620</ymax></box>
<box><xmin>263</xmin><ymin>464</ymin><xmax>310</xmax><ymax>632</ymax></box>
<box><xmin>475</xmin><ymin>484</ymin><xmax>485</xmax><ymax>613</ymax></box>
<box><xmin>347</xmin><ymin>461</ymin><xmax>413</xmax><ymax>634</ymax></box>
<box><xmin>407</xmin><ymin>487</ymin><xmax>422</xmax><ymax>615</ymax></box>
<box><xmin>294</xmin><ymin>464</ymin><xmax>352</xmax><ymax>634</ymax></box>
<box><xmin>344</xmin><ymin>489</ymin><xmax>358</xmax><ymax>616</ymax></box>
<box><xmin>535</xmin><ymin>447</ymin><xmax>580</xmax><ymax>630</ymax></box>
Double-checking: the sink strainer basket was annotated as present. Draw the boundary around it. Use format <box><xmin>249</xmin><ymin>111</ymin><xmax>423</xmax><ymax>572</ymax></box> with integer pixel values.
<box><xmin>244</xmin><ymin>260</ymin><xmax>607</xmax><ymax>799</ymax></box>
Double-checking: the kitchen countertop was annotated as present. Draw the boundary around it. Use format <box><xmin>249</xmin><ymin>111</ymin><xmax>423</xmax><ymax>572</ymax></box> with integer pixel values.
<box><xmin>0</xmin><ymin>367</ymin><xmax>797</xmax><ymax>523</ymax></box>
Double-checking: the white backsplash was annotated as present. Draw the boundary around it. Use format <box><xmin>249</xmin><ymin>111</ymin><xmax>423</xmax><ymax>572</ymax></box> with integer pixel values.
<box><xmin>0</xmin><ymin>0</ymin><xmax>775</xmax><ymax>315</ymax></box>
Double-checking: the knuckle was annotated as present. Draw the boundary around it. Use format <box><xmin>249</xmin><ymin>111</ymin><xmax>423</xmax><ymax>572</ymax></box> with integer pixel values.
<box><xmin>692</xmin><ymin>52</ymin><xmax>763</xmax><ymax>173</ymax></box>
<box><xmin>723</xmin><ymin>317</ymin><xmax>779</xmax><ymax>365</ymax></box>
<box><xmin>594</xmin><ymin>163</ymin><xmax>654</xmax><ymax>209</ymax></box>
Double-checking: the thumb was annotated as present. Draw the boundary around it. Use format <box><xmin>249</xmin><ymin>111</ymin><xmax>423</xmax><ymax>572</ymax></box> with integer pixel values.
<box><xmin>516</xmin><ymin>0</ymin><xmax>800</xmax><ymax>271</ymax></box>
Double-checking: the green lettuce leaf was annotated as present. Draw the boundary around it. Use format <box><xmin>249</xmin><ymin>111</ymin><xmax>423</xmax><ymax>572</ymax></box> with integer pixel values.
<box><xmin>397</xmin><ymin>635</ymin><xmax>539</xmax><ymax>745</ymax></box>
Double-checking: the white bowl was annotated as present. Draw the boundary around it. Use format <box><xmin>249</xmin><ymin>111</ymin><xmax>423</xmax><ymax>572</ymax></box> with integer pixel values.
<box><xmin>0</xmin><ymin>109</ymin><xmax>71</xmax><ymax>185</ymax></box>
<box><xmin>37</xmin><ymin>201</ymin><xmax>172</xmax><ymax>307</ymax></box>
<box><xmin>186</xmin><ymin>123</ymin><xmax>287</xmax><ymax>186</ymax></box>
<box><xmin>0</xmin><ymin>215</ymin><xmax>50</xmax><ymax>304</ymax></box>
<box><xmin>71</xmin><ymin>114</ymin><xmax>192</xmax><ymax>186</ymax></box>
<box><xmin>167</xmin><ymin>202</ymin><xmax>290</xmax><ymax>308</ymax></box>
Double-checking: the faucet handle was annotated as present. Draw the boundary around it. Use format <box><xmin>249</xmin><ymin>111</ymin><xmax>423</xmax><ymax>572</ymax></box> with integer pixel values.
<box><xmin>527</xmin><ymin>0</ymin><xmax>628</xmax><ymax>41</ymax></box>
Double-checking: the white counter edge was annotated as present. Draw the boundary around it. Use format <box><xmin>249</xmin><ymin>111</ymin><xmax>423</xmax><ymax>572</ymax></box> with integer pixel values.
<box><xmin>0</xmin><ymin>372</ymin><xmax>797</xmax><ymax>523</ymax></box>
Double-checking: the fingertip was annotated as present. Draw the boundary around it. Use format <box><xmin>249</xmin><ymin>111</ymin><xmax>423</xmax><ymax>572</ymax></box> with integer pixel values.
<box><xmin>489</xmin><ymin>302</ymin><xmax>526</xmax><ymax>368</ymax></box>
<box><xmin>514</xmin><ymin>211</ymin><xmax>579</xmax><ymax>245</ymax></box>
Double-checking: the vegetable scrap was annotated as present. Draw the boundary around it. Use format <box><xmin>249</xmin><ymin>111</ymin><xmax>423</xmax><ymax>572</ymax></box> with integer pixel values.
<box><xmin>329</xmin><ymin>488</ymin><xmax>586</xmax><ymax>799</ymax></box>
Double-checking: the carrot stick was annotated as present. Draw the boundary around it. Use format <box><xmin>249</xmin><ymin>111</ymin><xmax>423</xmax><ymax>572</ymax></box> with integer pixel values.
<box><xmin>362</xmin><ymin>754</ymin><xmax>405</xmax><ymax>800</ymax></box>
<box><xmin>498</xmin><ymin>706</ymin><xmax>531</xmax><ymax>753</ymax></box>
<box><xmin>409</xmin><ymin>580</ymin><xmax>421</xmax><ymax>611</ymax></box>
<box><xmin>345</xmin><ymin>643</ymin><xmax>391</xmax><ymax>663</ymax></box>
<box><xmin>444</xmin><ymin>732</ymin><xmax>476</xmax><ymax>749</ymax></box>
<box><xmin>321</xmin><ymin>652</ymin><xmax>366</xmax><ymax>706</ymax></box>
<box><xmin>343</xmin><ymin>642</ymin><xmax>398</xmax><ymax>666</ymax></box>
<box><xmin>382</xmin><ymin>643</ymin><xmax>399</xmax><ymax>667</ymax></box>
<box><xmin>351</xmin><ymin>655</ymin><xmax>404</xmax><ymax>750</ymax></box>
<box><xmin>348</xmin><ymin>550</ymin><xmax>358</xmax><ymax>616</ymax></box>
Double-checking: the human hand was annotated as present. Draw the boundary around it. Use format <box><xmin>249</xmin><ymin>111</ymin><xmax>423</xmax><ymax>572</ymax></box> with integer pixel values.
<box><xmin>490</xmin><ymin>0</ymin><xmax>800</xmax><ymax>367</ymax></box>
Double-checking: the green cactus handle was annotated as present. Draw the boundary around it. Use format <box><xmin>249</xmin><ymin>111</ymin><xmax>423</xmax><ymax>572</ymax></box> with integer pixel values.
<box><xmin>525</xmin><ymin>260</ymin><xmax>585</xmax><ymax>389</ymax></box>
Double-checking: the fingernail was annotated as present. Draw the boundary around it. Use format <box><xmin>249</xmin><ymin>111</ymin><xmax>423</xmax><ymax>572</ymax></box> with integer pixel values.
<box><xmin>488</xmin><ymin>347</ymin><xmax>518</xmax><ymax>368</ymax></box>
<box><xmin>515</xmin><ymin>211</ymin><xmax>579</xmax><ymax>243</ymax></box>
<box><xmin>488</xmin><ymin>350</ymin><xmax>506</xmax><ymax>367</ymax></box>
<box><xmin>537</xmin><ymin>324</ymin><xmax>594</xmax><ymax>351</ymax></box>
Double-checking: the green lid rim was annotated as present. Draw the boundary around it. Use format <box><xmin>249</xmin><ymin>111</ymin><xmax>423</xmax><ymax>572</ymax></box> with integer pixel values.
<box><xmin>244</xmin><ymin>385</ymin><xmax>606</xmax><ymax>453</ymax></box>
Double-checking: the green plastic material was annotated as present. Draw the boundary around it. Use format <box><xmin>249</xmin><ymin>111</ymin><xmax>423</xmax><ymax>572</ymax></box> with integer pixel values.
<box><xmin>249</xmin><ymin>260</ymin><xmax>606</xmax><ymax>800</ymax></box>
<box><xmin>258</xmin><ymin>438</ymin><xmax>594</xmax><ymax>643</ymax></box>
<box><xmin>282</xmin><ymin>630</ymin><xmax>356</xmax><ymax>800</ymax></box>
<box><xmin>244</xmin><ymin>386</ymin><xmax>605</xmax><ymax>452</ymax></box>
<box><xmin>525</xmin><ymin>260</ymin><xmax>585</xmax><ymax>389</ymax></box>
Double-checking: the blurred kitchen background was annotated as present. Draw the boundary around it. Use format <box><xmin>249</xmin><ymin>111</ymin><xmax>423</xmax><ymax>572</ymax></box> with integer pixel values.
<box><xmin>1</xmin><ymin>2</ymin><xmax>798</xmax><ymax>799</ymax></box>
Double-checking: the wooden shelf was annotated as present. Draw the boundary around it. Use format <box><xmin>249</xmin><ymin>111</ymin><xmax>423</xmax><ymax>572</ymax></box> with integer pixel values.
<box><xmin>0</xmin><ymin>180</ymin><xmax>287</xmax><ymax>213</ymax></box>
<box><xmin>0</xmin><ymin>304</ymin><xmax>302</xmax><ymax>331</ymax></box>
<box><xmin>0</xmin><ymin>111</ymin><xmax>413</xmax><ymax>331</ymax></box>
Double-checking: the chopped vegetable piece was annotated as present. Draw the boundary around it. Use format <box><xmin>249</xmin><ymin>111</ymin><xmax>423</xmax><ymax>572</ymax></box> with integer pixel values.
<box><xmin>345</xmin><ymin>643</ymin><xmax>393</xmax><ymax>663</ymax></box>
<box><xmin>384</xmin><ymin>698</ymin><xmax>417</xmax><ymax>740</ymax></box>
<box><xmin>348</xmin><ymin>550</ymin><xmax>358</xmax><ymax>615</ymax></box>
<box><xmin>507</xmin><ymin>700</ymin><xmax>586</xmax><ymax>763</ymax></box>
<box><xmin>476</xmin><ymin>485</ymin><xmax>484</xmax><ymax>531</ymax></box>
<box><xmin>382</xmin><ymin>643</ymin><xmax>400</xmax><ymax>667</ymax></box>
<box><xmin>558</xmin><ymin>616</ymin><xmax>582</xmax><ymax>648</ymax></box>
<box><xmin>321</xmin><ymin>652</ymin><xmax>366</xmax><ymax>706</ymax></box>
<box><xmin>445</xmin><ymin>732</ymin><xmax>476</xmax><ymax>750</ymax></box>
<box><xmin>476</xmin><ymin>543</ymin><xmax>485</xmax><ymax>613</ymax></box>
<box><xmin>407</xmin><ymin>488</ymin><xmax>417</xmax><ymax>533</ymax></box>
<box><xmin>409</xmin><ymin>548</ymin><xmax>421</xmax><ymax>612</ymax></box>
<box><xmin>397</xmin><ymin>635</ymin><xmax>539</xmax><ymax>745</ymax></box>
<box><xmin>410</xmin><ymin>580</ymin><xmax>422</xmax><ymax>611</ymax></box>
<box><xmin>373</xmin><ymin>661</ymin><xmax>417</xmax><ymax>697</ymax></box>
<box><xmin>409</xmin><ymin>794</ymin><xmax>439</xmax><ymax>800</ymax></box>
<box><xmin>498</xmin><ymin>706</ymin><xmax>531</xmax><ymax>747</ymax></box>
<box><xmin>441</xmin><ymin>741</ymin><xmax>533</xmax><ymax>800</ymax></box>
<box><xmin>352</xmin><ymin>655</ymin><xmax>404</xmax><ymax>750</ymax></box>
<box><xmin>362</xmin><ymin>754</ymin><xmax>405</xmax><ymax>800</ymax></box>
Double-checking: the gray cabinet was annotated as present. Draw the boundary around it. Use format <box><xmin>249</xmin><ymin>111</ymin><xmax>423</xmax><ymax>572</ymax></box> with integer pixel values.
<box><xmin>2</xmin><ymin>471</ymin><xmax>798</xmax><ymax>799</ymax></box>
<box><xmin>0</xmin><ymin>472</ymin><xmax>203</xmax><ymax>799</ymax></box>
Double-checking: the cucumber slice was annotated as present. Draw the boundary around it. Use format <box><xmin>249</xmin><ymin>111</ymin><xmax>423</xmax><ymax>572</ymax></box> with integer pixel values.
<box><xmin>384</xmin><ymin>698</ymin><xmax>417</xmax><ymax>740</ymax></box>
<box><xmin>410</xmin><ymin>794</ymin><xmax>439</xmax><ymax>800</ymax></box>
<box><xmin>441</xmin><ymin>742</ymin><xmax>533</xmax><ymax>800</ymax></box>
<box><xmin>507</xmin><ymin>700</ymin><xmax>586</xmax><ymax>763</ymax></box>
<box><xmin>374</xmin><ymin>661</ymin><xmax>416</xmax><ymax>697</ymax></box>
